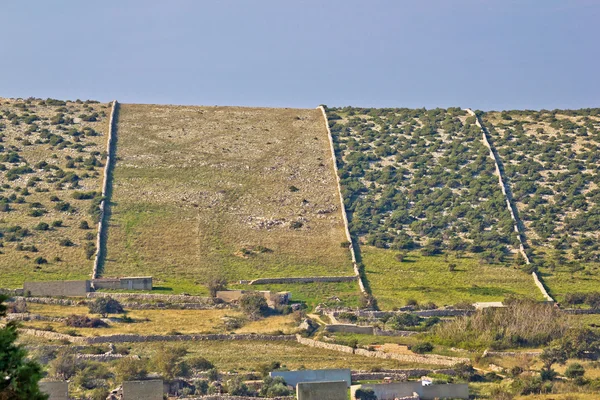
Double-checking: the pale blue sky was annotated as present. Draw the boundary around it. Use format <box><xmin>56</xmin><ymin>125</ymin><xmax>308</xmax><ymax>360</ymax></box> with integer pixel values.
<box><xmin>1</xmin><ymin>0</ymin><xmax>598</xmax><ymax>110</ymax></box>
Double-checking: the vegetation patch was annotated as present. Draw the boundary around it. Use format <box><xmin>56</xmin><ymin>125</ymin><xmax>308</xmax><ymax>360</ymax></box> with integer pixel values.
<box><xmin>103</xmin><ymin>104</ymin><xmax>352</xmax><ymax>294</ymax></box>
<box><xmin>0</xmin><ymin>97</ymin><xmax>109</xmax><ymax>287</ymax></box>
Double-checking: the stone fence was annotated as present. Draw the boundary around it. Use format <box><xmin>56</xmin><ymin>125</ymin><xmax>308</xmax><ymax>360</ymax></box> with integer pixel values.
<box><xmin>318</xmin><ymin>106</ymin><xmax>366</xmax><ymax>295</ymax></box>
<box><xmin>483</xmin><ymin>349</ymin><xmax>542</xmax><ymax>357</ymax></box>
<box><xmin>351</xmin><ymin>368</ymin><xmax>456</xmax><ymax>381</ymax></box>
<box><xmin>246</xmin><ymin>275</ymin><xmax>357</xmax><ymax>285</ymax></box>
<box><xmin>296</xmin><ymin>335</ymin><xmax>467</xmax><ymax>367</ymax></box>
<box><xmin>5</xmin><ymin>313</ymin><xmax>64</xmax><ymax>323</ymax></box>
<box><xmin>329</xmin><ymin>308</ymin><xmax>473</xmax><ymax>320</ymax></box>
<box><xmin>86</xmin><ymin>292</ymin><xmax>216</xmax><ymax>303</ymax></box>
<box><xmin>562</xmin><ymin>308</ymin><xmax>600</xmax><ymax>314</ymax></box>
<box><xmin>93</xmin><ymin>100</ymin><xmax>118</xmax><ymax>279</ymax></box>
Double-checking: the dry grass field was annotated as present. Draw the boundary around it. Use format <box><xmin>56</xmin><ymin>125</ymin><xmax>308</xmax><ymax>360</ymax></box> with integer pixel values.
<box><xmin>103</xmin><ymin>104</ymin><xmax>352</xmax><ymax>294</ymax></box>
<box><xmin>0</xmin><ymin>98</ymin><xmax>110</xmax><ymax>288</ymax></box>
<box><xmin>21</xmin><ymin>303</ymin><xmax>299</xmax><ymax>336</ymax></box>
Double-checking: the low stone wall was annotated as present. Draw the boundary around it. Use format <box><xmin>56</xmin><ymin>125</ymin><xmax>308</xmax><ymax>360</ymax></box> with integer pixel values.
<box><xmin>330</xmin><ymin>308</ymin><xmax>473</xmax><ymax>320</ymax></box>
<box><xmin>16</xmin><ymin>296</ymin><xmax>82</xmax><ymax>306</ymax></box>
<box><xmin>18</xmin><ymin>329</ymin><xmax>88</xmax><ymax>344</ymax></box>
<box><xmin>248</xmin><ymin>276</ymin><xmax>356</xmax><ymax>285</ymax></box>
<box><xmin>483</xmin><ymin>349</ymin><xmax>542</xmax><ymax>357</ymax></box>
<box><xmin>373</xmin><ymin>328</ymin><xmax>417</xmax><ymax>337</ymax></box>
<box><xmin>92</xmin><ymin>100</ymin><xmax>118</xmax><ymax>279</ymax></box>
<box><xmin>75</xmin><ymin>353</ymin><xmax>134</xmax><ymax>362</ymax></box>
<box><xmin>85</xmin><ymin>333</ymin><xmax>295</xmax><ymax>344</ymax></box>
<box><xmin>352</xmin><ymin>368</ymin><xmax>456</xmax><ymax>380</ymax></box>
<box><xmin>86</xmin><ymin>292</ymin><xmax>215</xmax><ymax>303</ymax></box>
<box><xmin>18</xmin><ymin>328</ymin><xmax>295</xmax><ymax>345</ymax></box>
<box><xmin>318</xmin><ymin>106</ymin><xmax>366</xmax><ymax>294</ymax></box>
<box><xmin>296</xmin><ymin>336</ymin><xmax>355</xmax><ymax>354</ymax></box>
<box><xmin>23</xmin><ymin>280</ymin><xmax>90</xmax><ymax>297</ymax></box>
<box><xmin>5</xmin><ymin>313</ymin><xmax>64</xmax><ymax>322</ymax></box>
<box><xmin>324</xmin><ymin>324</ymin><xmax>374</xmax><ymax>335</ymax></box>
<box><xmin>295</xmin><ymin>335</ymin><xmax>467</xmax><ymax>367</ymax></box>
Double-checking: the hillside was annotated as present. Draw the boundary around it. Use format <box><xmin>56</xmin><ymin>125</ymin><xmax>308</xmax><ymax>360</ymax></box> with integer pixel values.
<box><xmin>102</xmin><ymin>104</ymin><xmax>354</xmax><ymax>295</ymax></box>
<box><xmin>326</xmin><ymin>106</ymin><xmax>542</xmax><ymax>308</ymax></box>
<box><xmin>0</xmin><ymin>97</ymin><xmax>110</xmax><ymax>287</ymax></box>
<box><xmin>482</xmin><ymin>109</ymin><xmax>600</xmax><ymax>301</ymax></box>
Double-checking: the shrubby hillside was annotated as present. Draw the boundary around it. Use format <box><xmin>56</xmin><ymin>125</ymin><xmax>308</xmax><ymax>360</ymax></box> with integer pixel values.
<box><xmin>482</xmin><ymin>109</ymin><xmax>600</xmax><ymax>263</ymax></box>
<box><xmin>327</xmin><ymin>106</ymin><xmax>518</xmax><ymax>264</ymax></box>
<box><xmin>0</xmin><ymin>98</ymin><xmax>110</xmax><ymax>287</ymax></box>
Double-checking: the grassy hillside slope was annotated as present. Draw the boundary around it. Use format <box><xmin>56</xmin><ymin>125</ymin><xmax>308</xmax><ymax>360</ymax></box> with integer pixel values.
<box><xmin>0</xmin><ymin>98</ymin><xmax>109</xmax><ymax>287</ymax></box>
<box><xmin>482</xmin><ymin>109</ymin><xmax>600</xmax><ymax>302</ymax></box>
<box><xmin>325</xmin><ymin>106</ymin><xmax>540</xmax><ymax>307</ymax></box>
<box><xmin>103</xmin><ymin>104</ymin><xmax>353</xmax><ymax>293</ymax></box>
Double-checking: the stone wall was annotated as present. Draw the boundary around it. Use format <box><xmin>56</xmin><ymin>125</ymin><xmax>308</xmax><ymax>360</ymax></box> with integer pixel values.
<box><xmin>324</xmin><ymin>324</ymin><xmax>374</xmax><ymax>335</ymax></box>
<box><xmin>93</xmin><ymin>100</ymin><xmax>118</xmax><ymax>279</ymax></box>
<box><xmin>122</xmin><ymin>380</ymin><xmax>163</xmax><ymax>400</ymax></box>
<box><xmin>295</xmin><ymin>335</ymin><xmax>467</xmax><ymax>366</ymax></box>
<box><xmin>318</xmin><ymin>106</ymin><xmax>366</xmax><ymax>294</ymax></box>
<box><xmin>297</xmin><ymin>381</ymin><xmax>347</xmax><ymax>400</ymax></box>
<box><xmin>271</xmin><ymin>369</ymin><xmax>351</xmax><ymax>387</ymax></box>
<box><xmin>86</xmin><ymin>292</ymin><xmax>215</xmax><ymax>303</ymax></box>
<box><xmin>39</xmin><ymin>381</ymin><xmax>68</xmax><ymax>400</ymax></box>
<box><xmin>247</xmin><ymin>275</ymin><xmax>356</xmax><ymax>285</ymax></box>
<box><xmin>465</xmin><ymin>108</ymin><xmax>554</xmax><ymax>303</ymax></box>
<box><xmin>23</xmin><ymin>280</ymin><xmax>90</xmax><ymax>297</ymax></box>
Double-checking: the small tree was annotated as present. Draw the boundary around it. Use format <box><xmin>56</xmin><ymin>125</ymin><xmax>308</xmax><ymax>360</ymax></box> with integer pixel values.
<box><xmin>206</xmin><ymin>276</ymin><xmax>227</xmax><ymax>297</ymax></box>
<box><xmin>114</xmin><ymin>357</ymin><xmax>147</xmax><ymax>382</ymax></box>
<box><xmin>0</xmin><ymin>295</ymin><xmax>48</xmax><ymax>400</ymax></box>
<box><xmin>565</xmin><ymin>363</ymin><xmax>585</xmax><ymax>379</ymax></box>
<box><xmin>355</xmin><ymin>388</ymin><xmax>377</xmax><ymax>400</ymax></box>
<box><xmin>151</xmin><ymin>344</ymin><xmax>189</xmax><ymax>381</ymax></box>
<box><xmin>240</xmin><ymin>292</ymin><xmax>269</xmax><ymax>319</ymax></box>
<box><xmin>88</xmin><ymin>297</ymin><xmax>123</xmax><ymax>318</ymax></box>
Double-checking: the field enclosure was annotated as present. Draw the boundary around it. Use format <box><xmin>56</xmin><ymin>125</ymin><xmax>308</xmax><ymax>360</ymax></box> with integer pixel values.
<box><xmin>103</xmin><ymin>104</ymin><xmax>353</xmax><ymax>293</ymax></box>
<box><xmin>325</xmin><ymin>106</ymin><xmax>543</xmax><ymax>307</ymax></box>
<box><xmin>0</xmin><ymin>98</ymin><xmax>110</xmax><ymax>287</ymax></box>
<box><xmin>481</xmin><ymin>109</ymin><xmax>600</xmax><ymax>302</ymax></box>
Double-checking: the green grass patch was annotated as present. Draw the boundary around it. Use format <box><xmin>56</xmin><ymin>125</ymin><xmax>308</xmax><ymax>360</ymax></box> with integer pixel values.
<box><xmin>362</xmin><ymin>246</ymin><xmax>543</xmax><ymax>310</ymax></box>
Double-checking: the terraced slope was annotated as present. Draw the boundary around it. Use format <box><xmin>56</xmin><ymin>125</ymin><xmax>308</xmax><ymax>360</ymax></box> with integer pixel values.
<box><xmin>0</xmin><ymin>98</ymin><xmax>110</xmax><ymax>287</ymax></box>
<box><xmin>482</xmin><ymin>109</ymin><xmax>600</xmax><ymax>301</ymax></box>
<box><xmin>103</xmin><ymin>104</ymin><xmax>353</xmax><ymax>294</ymax></box>
<box><xmin>326</xmin><ymin>106</ymin><xmax>542</xmax><ymax>308</ymax></box>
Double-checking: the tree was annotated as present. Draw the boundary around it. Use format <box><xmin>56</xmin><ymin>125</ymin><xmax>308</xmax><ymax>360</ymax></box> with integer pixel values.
<box><xmin>151</xmin><ymin>345</ymin><xmax>190</xmax><ymax>381</ymax></box>
<box><xmin>0</xmin><ymin>295</ymin><xmax>48</xmax><ymax>400</ymax></box>
<box><xmin>355</xmin><ymin>388</ymin><xmax>377</xmax><ymax>400</ymax></box>
<box><xmin>88</xmin><ymin>297</ymin><xmax>123</xmax><ymax>318</ymax></box>
<box><xmin>565</xmin><ymin>363</ymin><xmax>585</xmax><ymax>379</ymax></box>
<box><xmin>206</xmin><ymin>276</ymin><xmax>227</xmax><ymax>298</ymax></box>
<box><xmin>239</xmin><ymin>292</ymin><xmax>269</xmax><ymax>319</ymax></box>
<box><xmin>113</xmin><ymin>357</ymin><xmax>147</xmax><ymax>382</ymax></box>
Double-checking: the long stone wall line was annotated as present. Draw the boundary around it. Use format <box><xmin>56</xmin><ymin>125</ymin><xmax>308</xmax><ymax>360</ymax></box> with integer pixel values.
<box><xmin>92</xmin><ymin>100</ymin><xmax>119</xmax><ymax>279</ymax></box>
<box><xmin>464</xmin><ymin>108</ymin><xmax>554</xmax><ymax>302</ymax></box>
<box><xmin>247</xmin><ymin>275</ymin><xmax>357</xmax><ymax>285</ymax></box>
<box><xmin>317</xmin><ymin>106</ymin><xmax>366</xmax><ymax>295</ymax></box>
<box><xmin>295</xmin><ymin>335</ymin><xmax>467</xmax><ymax>367</ymax></box>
